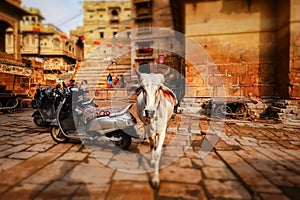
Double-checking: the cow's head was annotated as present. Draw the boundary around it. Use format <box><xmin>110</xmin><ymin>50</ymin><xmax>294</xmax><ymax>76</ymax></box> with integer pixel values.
<box><xmin>132</xmin><ymin>68</ymin><xmax>177</xmax><ymax>122</ymax></box>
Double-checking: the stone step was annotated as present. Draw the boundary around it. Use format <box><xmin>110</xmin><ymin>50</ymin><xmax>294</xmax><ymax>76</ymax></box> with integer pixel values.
<box><xmin>73</xmin><ymin>60</ymin><xmax>132</xmax><ymax>91</ymax></box>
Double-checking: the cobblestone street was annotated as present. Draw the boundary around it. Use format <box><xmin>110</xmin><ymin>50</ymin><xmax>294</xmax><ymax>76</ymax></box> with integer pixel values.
<box><xmin>0</xmin><ymin>107</ymin><xmax>299</xmax><ymax>199</ymax></box>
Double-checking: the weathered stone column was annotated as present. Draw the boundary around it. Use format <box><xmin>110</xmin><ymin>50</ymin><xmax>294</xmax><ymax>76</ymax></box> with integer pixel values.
<box><xmin>289</xmin><ymin>0</ymin><xmax>300</xmax><ymax>98</ymax></box>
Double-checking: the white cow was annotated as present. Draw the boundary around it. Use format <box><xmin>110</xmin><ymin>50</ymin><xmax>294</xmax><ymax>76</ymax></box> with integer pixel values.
<box><xmin>132</xmin><ymin>68</ymin><xmax>177</xmax><ymax>189</ymax></box>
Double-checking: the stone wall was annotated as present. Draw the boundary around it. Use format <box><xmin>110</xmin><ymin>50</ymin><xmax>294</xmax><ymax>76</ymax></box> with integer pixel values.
<box><xmin>289</xmin><ymin>0</ymin><xmax>300</xmax><ymax>98</ymax></box>
<box><xmin>184</xmin><ymin>0</ymin><xmax>296</xmax><ymax>99</ymax></box>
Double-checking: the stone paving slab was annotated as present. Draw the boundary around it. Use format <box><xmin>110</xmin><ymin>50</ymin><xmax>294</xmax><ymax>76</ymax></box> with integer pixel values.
<box><xmin>0</xmin><ymin>108</ymin><xmax>300</xmax><ymax>199</ymax></box>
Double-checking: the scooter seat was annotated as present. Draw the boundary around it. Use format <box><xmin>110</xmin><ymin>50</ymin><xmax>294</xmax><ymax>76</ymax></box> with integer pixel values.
<box><xmin>109</xmin><ymin>104</ymin><xmax>132</xmax><ymax>117</ymax></box>
<box><xmin>83</xmin><ymin>104</ymin><xmax>132</xmax><ymax>120</ymax></box>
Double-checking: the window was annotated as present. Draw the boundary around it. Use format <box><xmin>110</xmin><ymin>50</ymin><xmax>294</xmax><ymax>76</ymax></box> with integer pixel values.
<box><xmin>111</xmin><ymin>9</ymin><xmax>119</xmax><ymax>16</ymax></box>
<box><xmin>7</xmin><ymin>34</ymin><xmax>12</xmax><ymax>45</ymax></box>
<box><xmin>100</xmin><ymin>32</ymin><xmax>104</xmax><ymax>38</ymax></box>
<box><xmin>24</xmin><ymin>35</ymin><xmax>30</xmax><ymax>45</ymax></box>
<box><xmin>52</xmin><ymin>38</ymin><xmax>60</xmax><ymax>48</ymax></box>
<box><xmin>31</xmin><ymin>35</ymin><xmax>35</xmax><ymax>45</ymax></box>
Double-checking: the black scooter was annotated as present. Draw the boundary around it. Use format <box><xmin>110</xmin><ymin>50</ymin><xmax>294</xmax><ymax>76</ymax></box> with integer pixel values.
<box><xmin>32</xmin><ymin>87</ymin><xmax>62</xmax><ymax>127</ymax></box>
<box><xmin>49</xmin><ymin>86</ymin><xmax>139</xmax><ymax>150</ymax></box>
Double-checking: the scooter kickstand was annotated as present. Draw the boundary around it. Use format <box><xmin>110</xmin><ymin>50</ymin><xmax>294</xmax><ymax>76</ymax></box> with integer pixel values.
<box><xmin>77</xmin><ymin>141</ymin><xmax>85</xmax><ymax>152</ymax></box>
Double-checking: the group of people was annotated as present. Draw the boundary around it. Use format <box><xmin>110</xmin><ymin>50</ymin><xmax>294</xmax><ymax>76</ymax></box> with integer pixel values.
<box><xmin>107</xmin><ymin>73</ymin><xmax>125</xmax><ymax>88</ymax></box>
<box><xmin>65</xmin><ymin>79</ymin><xmax>89</xmax><ymax>101</ymax></box>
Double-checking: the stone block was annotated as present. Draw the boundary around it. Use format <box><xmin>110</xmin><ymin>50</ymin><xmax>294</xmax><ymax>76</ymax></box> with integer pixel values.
<box><xmin>229</xmin><ymin>64</ymin><xmax>248</xmax><ymax>74</ymax></box>
<box><xmin>36</xmin><ymin>181</ymin><xmax>81</xmax><ymax>199</ymax></box>
<box><xmin>290</xmin><ymin>85</ymin><xmax>300</xmax><ymax>97</ymax></box>
<box><xmin>63</xmin><ymin>165</ymin><xmax>114</xmax><ymax>184</ymax></box>
<box><xmin>240</xmin><ymin>75</ymin><xmax>257</xmax><ymax>86</ymax></box>
<box><xmin>0</xmin><ymin>153</ymin><xmax>61</xmax><ymax>186</ymax></box>
<box><xmin>207</xmin><ymin>64</ymin><xmax>221</xmax><ymax>74</ymax></box>
<box><xmin>187</xmin><ymin>64</ymin><xmax>206</xmax><ymax>74</ymax></box>
<box><xmin>23</xmin><ymin>160</ymin><xmax>76</xmax><ymax>185</ymax></box>
<box><xmin>185</xmin><ymin>86</ymin><xmax>211</xmax><ymax>97</ymax></box>
<box><xmin>95</xmin><ymin>90</ymin><xmax>108</xmax><ymax>99</ymax></box>
<box><xmin>74</xmin><ymin>184</ymin><xmax>110</xmax><ymax>200</ymax></box>
<box><xmin>202</xmin><ymin>167</ymin><xmax>236</xmax><ymax>180</ymax></box>
<box><xmin>207</xmin><ymin>75</ymin><xmax>224</xmax><ymax>87</ymax></box>
<box><xmin>159</xmin><ymin>182</ymin><xmax>207</xmax><ymax>200</ymax></box>
<box><xmin>159</xmin><ymin>165</ymin><xmax>202</xmax><ymax>183</ymax></box>
<box><xmin>258</xmin><ymin>85</ymin><xmax>276</xmax><ymax>96</ymax></box>
<box><xmin>243</xmin><ymin>86</ymin><xmax>259</xmax><ymax>97</ymax></box>
<box><xmin>241</xmin><ymin>51</ymin><xmax>259</xmax><ymax>63</ymax></box>
<box><xmin>8</xmin><ymin>151</ymin><xmax>38</xmax><ymax>160</ymax></box>
<box><xmin>204</xmin><ymin>179</ymin><xmax>251</xmax><ymax>199</ymax></box>
<box><xmin>186</xmin><ymin>74</ymin><xmax>205</xmax><ymax>86</ymax></box>
<box><xmin>217</xmin><ymin>151</ymin><xmax>282</xmax><ymax>194</ymax></box>
<box><xmin>225</xmin><ymin>86</ymin><xmax>242</xmax><ymax>96</ymax></box>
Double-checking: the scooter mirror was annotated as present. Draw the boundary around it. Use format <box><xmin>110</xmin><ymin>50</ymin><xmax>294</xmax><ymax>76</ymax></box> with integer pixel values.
<box><xmin>62</xmin><ymin>82</ymin><xmax>67</xmax><ymax>88</ymax></box>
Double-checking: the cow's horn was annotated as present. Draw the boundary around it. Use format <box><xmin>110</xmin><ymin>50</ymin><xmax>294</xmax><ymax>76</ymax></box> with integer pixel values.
<box><xmin>163</xmin><ymin>67</ymin><xmax>171</xmax><ymax>76</ymax></box>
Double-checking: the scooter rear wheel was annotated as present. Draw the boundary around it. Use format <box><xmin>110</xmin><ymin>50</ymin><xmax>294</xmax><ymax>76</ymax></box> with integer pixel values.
<box><xmin>33</xmin><ymin>116</ymin><xmax>44</xmax><ymax>127</ymax></box>
<box><xmin>111</xmin><ymin>131</ymin><xmax>132</xmax><ymax>150</ymax></box>
<box><xmin>31</xmin><ymin>100</ymin><xmax>38</xmax><ymax>109</ymax></box>
<box><xmin>50</xmin><ymin>126</ymin><xmax>70</xmax><ymax>143</ymax></box>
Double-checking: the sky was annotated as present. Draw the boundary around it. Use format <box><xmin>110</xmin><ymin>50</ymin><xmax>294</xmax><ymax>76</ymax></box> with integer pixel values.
<box><xmin>22</xmin><ymin>0</ymin><xmax>83</xmax><ymax>34</ymax></box>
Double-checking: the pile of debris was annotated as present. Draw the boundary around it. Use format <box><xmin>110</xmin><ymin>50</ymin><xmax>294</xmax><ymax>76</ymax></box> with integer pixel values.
<box><xmin>261</xmin><ymin>99</ymin><xmax>300</xmax><ymax>124</ymax></box>
<box><xmin>180</xmin><ymin>97</ymin><xmax>300</xmax><ymax>124</ymax></box>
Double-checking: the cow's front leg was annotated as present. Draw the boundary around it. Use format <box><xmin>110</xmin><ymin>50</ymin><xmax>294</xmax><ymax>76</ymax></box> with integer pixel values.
<box><xmin>149</xmin><ymin>136</ymin><xmax>156</xmax><ymax>167</ymax></box>
<box><xmin>143</xmin><ymin>125</ymin><xmax>150</xmax><ymax>144</ymax></box>
<box><xmin>151</xmin><ymin>130</ymin><xmax>166</xmax><ymax>189</ymax></box>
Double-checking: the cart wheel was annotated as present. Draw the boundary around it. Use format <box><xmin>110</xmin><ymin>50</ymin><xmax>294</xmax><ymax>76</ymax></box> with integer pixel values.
<box><xmin>6</xmin><ymin>99</ymin><xmax>18</xmax><ymax>113</ymax></box>
<box><xmin>236</xmin><ymin>104</ymin><xmax>247</xmax><ymax>118</ymax></box>
<box><xmin>215</xmin><ymin>105</ymin><xmax>232</xmax><ymax>118</ymax></box>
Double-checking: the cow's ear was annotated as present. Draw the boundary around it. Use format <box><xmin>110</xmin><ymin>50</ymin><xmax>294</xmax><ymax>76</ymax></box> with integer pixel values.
<box><xmin>128</xmin><ymin>85</ymin><xmax>143</xmax><ymax>96</ymax></box>
<box><xmin>160</xmin><ymin>85</ymin><xmax>178</xmax><ymax>105</ymax></box>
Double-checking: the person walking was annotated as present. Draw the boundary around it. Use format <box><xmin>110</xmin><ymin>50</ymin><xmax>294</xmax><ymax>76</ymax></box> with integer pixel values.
<box><xmin>120</xmin><ymin>74</ymin><xmax>125</xmax><ymax>88</ymax></box>
<box><xmin>80</xmin><ymin>80</ymin><xmax>88</xmax><ymax>101</ymax></box>
<box><xmin>107</xmin><ymin>73</ymin><xmax>113</xmax><ymax>88</ymax></box>
<box><xmin>113</xmin><ymin>75</ymin><xmax>119</xmax><ymax>86</ymax></box>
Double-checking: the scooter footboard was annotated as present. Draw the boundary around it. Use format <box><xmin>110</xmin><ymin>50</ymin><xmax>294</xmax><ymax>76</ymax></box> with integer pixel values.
<box><xmin>87</xmin><ymin>112</ymin><xmax>137</xmax><ymax>134</ymax></box>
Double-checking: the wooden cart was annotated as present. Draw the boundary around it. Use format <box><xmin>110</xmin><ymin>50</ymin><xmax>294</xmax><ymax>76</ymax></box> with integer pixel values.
<box><xmin>205</xmin><ymin>97</ymin><xmax>258</xmax><ymax>119</ymax></box>
<box><xmin>0</xmin><ymin>93</ymin><xmax>23</xmax><ymax>113</ymax></box>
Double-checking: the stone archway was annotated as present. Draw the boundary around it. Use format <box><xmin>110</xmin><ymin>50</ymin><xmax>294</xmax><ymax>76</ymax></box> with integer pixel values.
<box><xmin>0</xmin><ymin>20</ymin><xmax>12</xmax><ymax>52</ymax></box>
<box><xmin>139</xmin><ymin>62</ymin><xmax>150</xmax><ymax>74</ymax></box>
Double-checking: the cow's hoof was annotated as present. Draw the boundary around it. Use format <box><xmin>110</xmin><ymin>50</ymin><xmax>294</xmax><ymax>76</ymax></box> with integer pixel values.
<box><xmin>151</xmin><ymin>177</ymin><xmax>160</xmax><ymax>189</ymax></box>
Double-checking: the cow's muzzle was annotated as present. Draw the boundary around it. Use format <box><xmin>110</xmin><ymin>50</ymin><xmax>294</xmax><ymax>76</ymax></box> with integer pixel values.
<box><xmin>144</xmin><ymin>109</ymin><xmax>155</xmax><ymax>118</ymax></box>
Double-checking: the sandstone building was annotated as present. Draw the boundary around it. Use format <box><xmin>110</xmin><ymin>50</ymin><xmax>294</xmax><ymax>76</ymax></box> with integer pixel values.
<box><xmin>130</xmin><ymin>0</ymin><xmax>186</xmax><ymax>103</ymax></box>
<box><xmin>0</xmin><ymin>0</ymin><xmax>31</xmax><ymax>95</ymax></box>
<box><xmin>71</xmin><ymin>0</ymin><xmax>132</xmax><ymax>57</ymax></box>
<box><xmin>5</xmin><ymin>6</ymin><xmax>84</xmax><ymax>86</ymax></box>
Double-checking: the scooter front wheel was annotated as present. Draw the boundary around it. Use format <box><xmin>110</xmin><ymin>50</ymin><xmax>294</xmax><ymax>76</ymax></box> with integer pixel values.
<box><xmin>110</xmin><ymin>131</ymin><xmax>132</xmax><ymax>150</ymax></box>
<box><xmin>50</xmin><ymin>126</ymin><xmax>70</xmax><ymax>143</ymax></box>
